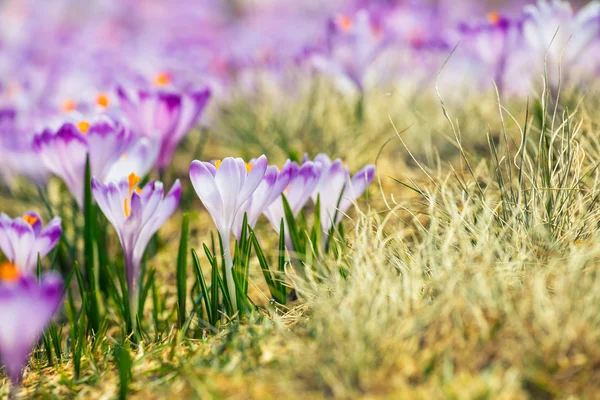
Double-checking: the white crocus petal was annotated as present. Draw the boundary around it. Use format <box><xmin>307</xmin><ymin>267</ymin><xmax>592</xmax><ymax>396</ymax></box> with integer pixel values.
<box><xmin>190</xmin><ymin>160</ymin><xmax>224</xmax><ymax>231</ymax></box>
<box><xmin>214</xmin><ymin>157</ymin><xmax>242</xmax><ymax>232</ymax></box>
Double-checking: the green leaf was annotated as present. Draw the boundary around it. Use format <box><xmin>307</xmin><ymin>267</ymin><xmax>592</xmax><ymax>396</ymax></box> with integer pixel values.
<box><xmin>192</xmin><ymin>248</ymin><xmax>213</xmax><ymax>325</ymax></box>
<box><xmin>204</xmin><ymin>244</ymin><xmax>220</xmax><ymax>326</ymax></box>
<box><xmin>281</xmin><ymin>195</ymin><xmax>303</xmax><ymax>252</ymax></box>
<box><xmin>114</xmin><ymin>344</ymin><xmax>132</xmax><ymax>400</ymax></box>
<box><xmin>176</xmin><ymin>213</ymin><xmax>190</xmax><ymax>328</ymax></box>
<box><xmin>83</xmin><ymin>154</ymin><xmax>100</xmax><ymax>334</ymax></box>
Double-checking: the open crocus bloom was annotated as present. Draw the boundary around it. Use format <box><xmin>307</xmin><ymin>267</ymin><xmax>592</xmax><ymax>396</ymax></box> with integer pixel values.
<box><xmin>92</xmin><ymin>174</ymin><xmax>181</xmax><ymax>305</ymax></box>
<box><xmin>33</xmin><ymin>117</ymin><xmax>156</xmax><ymax>208</ymax></box>
<box><xmin>117</xmin><ymin>86</ymin><xmax>211</xmax><ymax>170</ymax></box>
<box><xmin>0</xmin><ymin>270</ymin><xmax>63</xmax><ymax>384</ymax></box>
<box><xmin>264</xmin><ymin>160</ymin><xmax>321</xmax><ymax>234</ymax></box>
<box><xmin>232</xmin><ymin>160</ymin><xmax>294</xmax><ymax>240</ymax></box>
<box><xmin>0</xmin><ymin>211</ymin><xmax>61</xmax><ymax>275</ymax></box>
<box><xmin>189</xmin><ymin>155</ymin><xmax>268</xmax><ymax>312</ymax></box>
<box><xmin>189</xmin><ymin>155</ymin><xmax>268</xmax><ymax>238</ymax></box>
<box><xmin>309</xmin><ymin>154</ymin><xmax>375</xmax><ymax>233</ymax></box>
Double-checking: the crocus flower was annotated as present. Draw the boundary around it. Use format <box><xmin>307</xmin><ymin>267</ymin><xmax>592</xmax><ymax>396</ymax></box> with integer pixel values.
<box><xmin>189</xmin><ymin>155</ymin><xmax>268</xmax><ymax>312</ymax></box>
<box><xmin>310</xmin><ymin>10</ymin><xmax>389</xmax><ymax>93</ymax></box>
<box><xmin>231</xmin><ymin>160</ymin><xmax>294</xmax><ymax>240</ymax></box>
<box><xmin>92</xmin><ymin>174</ymin><xmax>181</xmax><ymax>309</ymax></box>
<box><xmin>264</xmin><ymin>161</ymin><xmax>321</xmax><ymax>235</ymax></box>
<box><xmin>523</xmin><ymin>0</ymin><xmax>600</xmax><ymax>87</ymax></box>
<box><xmin>117</xmin><ymin>86</ymin><xmax>211</xmax><ymax>170</ymax></box>
<box><xmin>0</xmin><ymin>108</ymin><xmax>50</xmax><ymax>186</ymax></box>
<box><xmin>309</xmin><ymin>154</ymin><xmax>375</xmax><ymax>233</ymax></box>
<box><xmin>0</xmin><ymin>211</ymin><xmax>61</xmax><ymax>275</ymax></box>
<box><xmin>0</xmin><ymin>272</ymin><xmax>63</xmax><ymax>384</ymax></box>
<box><xmin>458</xmin><ymin>13</ymin><xmax>524</xmax><ymax>93</ymax></box>
<box><xmin>33</xmin><ymin>117</ymin><xmax>155</xmax><ymax>208</ymax></box>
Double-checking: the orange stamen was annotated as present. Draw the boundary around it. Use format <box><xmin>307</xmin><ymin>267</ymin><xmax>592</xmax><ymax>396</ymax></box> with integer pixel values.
<box><xmin>0</xmin><ymin>261</ymin><xmax>20</xmax><ymax>282</ymax></box>
<box><xmin>61</xmin><ymin>99</ymin><xmax>77</xmax><ymax>113</ymax></box>
<box><xmin>245</xmin><ymin>163</ymin><xmax>253</xmax><ymax>173</ymax></box>
<box><xmin>488</xmin><ymin>12</ymin><xmax>500</xmax><ymax>25</ymax></box>
<box><xmin>154</xmin><ymin>72</ymin><xmax>171</xmax><ymax>87</ymax></box>
<box><xmin>215</xmin><ymin>160</ymin><xmax>222</xmax><ymax>169</ymax></box>
<box><xmin>96</xmin><ymin>93</ymin><xmax>109</xmax><ymax>108</ymax></box>
<box><xmin>337</xmin><ymin>15</ymin><xmax>353</xmax><ymax>31</ymax></box>
<box><xmin>77</xmin><ymin>121</ymin><xmax>90</xmax><ymax>134</ymax></box>
<box><xmin>123</xmin><ymin>173</ymin><xmax>141</xmax><ymax>218</ymax></box>
<box><xmin>22</xmin><ymin>215</ymin><xmax>38</xmax><ymax>226</ymax></box>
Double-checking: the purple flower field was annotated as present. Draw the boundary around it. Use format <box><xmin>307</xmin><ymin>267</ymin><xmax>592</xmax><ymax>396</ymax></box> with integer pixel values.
<box><xmin>1</xmin><ymin>0</ymin><xmax>600</xmax><ymax>398</ymax></box>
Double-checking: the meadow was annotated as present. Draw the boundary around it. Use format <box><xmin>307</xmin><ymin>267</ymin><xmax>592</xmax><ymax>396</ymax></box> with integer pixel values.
<box><xmin>1</xmin><ymin>1</ymin><xmax>600</xmax><ymax>399</ymax></box>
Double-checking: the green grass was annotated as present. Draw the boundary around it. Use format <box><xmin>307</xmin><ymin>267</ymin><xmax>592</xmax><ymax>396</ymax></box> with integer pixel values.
<box><xmin>3</xmin><ymin>79</ymin><xmax>600</xmax><ymax>399</ymax></box>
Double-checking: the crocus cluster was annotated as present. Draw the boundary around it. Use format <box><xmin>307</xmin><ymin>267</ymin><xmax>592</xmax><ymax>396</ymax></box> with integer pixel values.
<box><xmin>190</xmin><ymin>154</ymin><xmax>375</xmax><ymax>310</ymax></box>
<box><xmin>0</xmin><ymin>212</ymin><xmax>63</xmax><ymax>384</ymax></box>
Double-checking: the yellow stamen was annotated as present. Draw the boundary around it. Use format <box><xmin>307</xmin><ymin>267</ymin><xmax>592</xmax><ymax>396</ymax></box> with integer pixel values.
<box><xmin>123</xmin><ymin>173</ymin><xmax>141</xmax><ymax>218</ymax></box>
<box><xmin>245</xmin><ymin>163</ymin><xmax>253</xmax><ymax>173</ymax></box>
<box><xmin>77</xmin><ymin>121</ymin><xmax>90</xmax><ymax>134</ymax></box>
<box><xmin>61</xmin><ymin>99</ymin><xmax>77</xmax><ymax>113</ymax></box>
<box><xmin>488</xmin><ymin>12</ymin><xmax>500</xmax><ymax>25</ymax></box>
<box><xmin>96</xmin><ymin>93</ymin><xmax>109</xmax><ymax>108</ymax></box>
<box><xmin>0</xmin><ymin>261</ymin><xmax>19</xmax><ymax>282</ymax></box>
<box><xmin>337</xmin><ymin>15</ymin><xmax>353</xmax><ymax>31</ymax></box>
<box><xmin>215</xmin><ymin>160</ymin><xmax>222</xmax><ymax>169</ymax></box>
<box><xmin>22</xmin><ymin>215</ymin><xmax>38</xmax><ymax>226</ymax></box>
<box><xmin>154</xmin><ymin>72</ymin><xmax>171</xmax><ymax>87</ymax></box>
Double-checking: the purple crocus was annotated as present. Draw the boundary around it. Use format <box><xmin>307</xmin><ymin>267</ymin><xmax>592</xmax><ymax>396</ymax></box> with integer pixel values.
<box><xmin>0</xmin><ymin>211</ymin><xmax>62</xmax><ymax>275</ymax></box>
<box><xmin>231</xmin><ymin>160</ymin><xmax>294</xmax><ymax>240</ymax></box>
<box><xmin>458</xmin><ymin>13</ymin><xmax>523</xmax><ymax>93</ymax></box>
<box><xmin>117</xmin><ymin>86</ymin><xmax>211</xmax><ymax>170</ymax></box>
<box><xmin>33</xmin><ymin>117</ymin><xmax>155</xmax><ymax>208</ymax></box>
<box><xmin>309</xmin><ymin>154</ymin><xmax>375</xmax><ymax>233</ymax></box>
<box><xmin>310</xmin><ymin>10</ymin><xmax>389</xmax><ymax>93</ymax></box>
<box><xmin>189</xmin><ymin>155</ymin><xmax>268</xmax><ymax>312</ymax></box>
<box><xmin>264</xmin><ymin>161</ymin><xmax>321</xmax><ymax>235</ymax></box>
<box><xmin>92</xmin><ymin>174</ymin><xmax>181</xmax><ymax>310</ymax></box>
<box><xmin>0</xmin><ymin>273</ymin><xmax>63</xmax><ymax>384</ymax></box>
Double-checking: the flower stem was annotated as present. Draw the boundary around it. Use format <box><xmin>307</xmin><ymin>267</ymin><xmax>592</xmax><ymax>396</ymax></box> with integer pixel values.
<box><xmin>221</xmin><ymin>235</ymin><xmax>238</xmax><ymax>314</ymax></box>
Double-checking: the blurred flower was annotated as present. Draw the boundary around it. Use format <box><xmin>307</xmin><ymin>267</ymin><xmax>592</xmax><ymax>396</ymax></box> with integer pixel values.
<box><xmin>117</xmin><ymin>86</ymin><xmax>211</xmax><ymax>170</ymax></box>
<box><xmin>189</xmin><ymin>155</ymin><xmax>268</xmax><ymax>312</ymax></box>
<box><xmin>0</xmin><ymin>272</ymin><xmax>63</xmax><ymax>384</ymax></box>
<box><xmin>232</xmin><ymin>160</ymin><xmax>294</xmax><ymax>240</ymax></box>
<box><xmin>458</xmin><ymin>13</ymin><xmax>524</xmax><ymax>93</ymax></box>
<box><xmin>0</xmin><ymin>211</ymin><xmax>61</xmax><ymax>275</ymax></box>
<box><xmin>92</xmin><ymin>174</ymin><xmax>181</xmax><ymax>306</ymax></box>
<box><xmin>33</xmin><ymin>116</ymin><xmax>155</xmax><ymax>208</ymax></box>
<box><xmin>309</xmin><ymin>154</ymin><xmax>375</xmax><ymax>233</ymax></box>
<box><xmin>0</xmin><ymin>108</ymin><xmax>50</xmax><ymax>185</ymax></box>
<box><xmin>523</xmin><ymin>0</ymin><xmax>600</xmax><ymax>87</ymax></box>
<box><xmin>264</xmin><ymin>160</ymin><xmax>321</xmax><ymax>234</ymax></box>
<box><xmin>310</xmin><ymin>10</ymin><xmax>389</xmax><ymax>92</ymax></box>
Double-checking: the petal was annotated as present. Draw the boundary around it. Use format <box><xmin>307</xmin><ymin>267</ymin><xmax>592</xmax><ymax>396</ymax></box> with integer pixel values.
<box><xmin>190</xmin><ymin>160</ymin><xmax>224</xmax><ymax>231</ymax></box>
<box><xmin>237</xmin><ymin>155</ymin><xmax>268</xmax><ymax>206</ymax></box>
<box><xmin>133</xmin><ymin>180</ymin><xmax>181</xmax><ymax>270</ymax></box>
<box><xmin>7</xmin><ymin>218</ymin><xmax>36</xmax><ymax>273</ymax></box>
<box><xmin>214</xmin><ymin>157</ymin><xmax>241</xmax><ymax>233</ymax></box>
<box><xmin>34</xmin><ymin>217</ymin><xmax>62</xmax><ymax>263</ymax></box>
